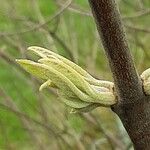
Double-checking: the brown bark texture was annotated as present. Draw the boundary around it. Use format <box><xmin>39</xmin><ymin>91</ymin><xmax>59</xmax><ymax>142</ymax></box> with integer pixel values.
<box><xmin>88</xmin><ymin>0</ymin><xmax>150</xmax><ymax>149</ymax></box>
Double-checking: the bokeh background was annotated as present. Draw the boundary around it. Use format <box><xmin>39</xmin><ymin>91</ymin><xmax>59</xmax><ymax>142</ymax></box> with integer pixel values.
<box><xmin>0</xmin><ymin>0</ymin><xmax>149</xmax><ymax>149</ymax></box>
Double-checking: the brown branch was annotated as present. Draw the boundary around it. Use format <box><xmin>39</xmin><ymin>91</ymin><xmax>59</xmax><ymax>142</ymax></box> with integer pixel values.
<box><xmin>88</xmin><ymin>0</ymin><xmax>143</xmax><ymax>103</ymax></box>
<box><xmin>88</xmin><ymin>0</ymin><xmax>150</xmax><ymax>149</ymax></box>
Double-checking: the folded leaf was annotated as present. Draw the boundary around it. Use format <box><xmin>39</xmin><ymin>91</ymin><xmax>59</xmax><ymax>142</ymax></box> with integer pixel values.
<box><xmin>16</xmin><ymin>46</ymin><xmax>117</xmax><ymax>113</ymax></box>
<box><xmin>28</xmin><ymin>46</ymin><xmax>114</xmax><ymax>90</ymax></box>
<box><xmin>16</xmin><ymin>59</ymin><xmax>99</xmax><ymax>103</ymax></box>
<box><xmin>27</xmin><ymin>46</ymin><xmax>93</xmax><ymax>78</ymax></box>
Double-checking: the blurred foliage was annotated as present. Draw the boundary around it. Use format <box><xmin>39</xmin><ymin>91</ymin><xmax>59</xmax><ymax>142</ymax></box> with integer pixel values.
<box><xmin>0</xmin><ymin>0</ymin><xmax>149</xmax><ymax>149</ymax></box>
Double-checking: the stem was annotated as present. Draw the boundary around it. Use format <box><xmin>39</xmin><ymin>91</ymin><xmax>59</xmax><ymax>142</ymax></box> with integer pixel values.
<box><xmin>88</xmin><ymin>0</ymin><xmax>150</xmax><ymax>149</ymax></box>
<box><xmin>88</xmin><ymin>0</ymin><xmax>143</xmax><ymax>103</ymax></box>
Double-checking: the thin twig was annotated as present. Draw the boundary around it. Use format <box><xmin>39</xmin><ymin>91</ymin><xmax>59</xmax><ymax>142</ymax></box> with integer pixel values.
<box><xmin>80</xmin><ymin>113</ymin><xmax>125</xmax><ymax>149</ymax></box>
<box><xmin>123</xmin><ymin>9</ymin><xmax>150</xmax><ymax>19</ymax></box>
<box><xmin>0</xmin><ymin>89</ymin><xmax>46</xmax><ymax>150</ymax></box>
<box><xmin>125</xmin><ymin>24</ymin><xmax>150</xmax><ymax>33</ymax></box>
<box><xmin>0</xmin><ymin>0</ymin><xmax>72</xmax><ymax>37</ymax></box>
<box><xmin>58</xmin><ymin>1</ymin><xmax>150</xmax><ymax>20</ymax></box>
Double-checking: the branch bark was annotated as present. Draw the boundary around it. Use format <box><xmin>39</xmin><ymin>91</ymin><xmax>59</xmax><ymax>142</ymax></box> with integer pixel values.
<box><xmin>88</xmin><ymin>0</ymin><xmax>150</xmax><ymax>149</ymax></box>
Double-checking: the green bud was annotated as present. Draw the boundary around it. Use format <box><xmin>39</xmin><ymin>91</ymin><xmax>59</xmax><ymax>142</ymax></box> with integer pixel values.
<box><xmin>16</xmin><ymin>46</ymin><xmax>117</xmax><ymax>113</ymax></box>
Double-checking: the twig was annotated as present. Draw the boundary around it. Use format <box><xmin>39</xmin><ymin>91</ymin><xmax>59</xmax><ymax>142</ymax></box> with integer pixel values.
<box><xmin>57</xmin><ymin>1</ymin><xmax>92</xmax><ymax>16</ymax></box>
<box><xmin>125</xmin><ymin>24</ymin><xmax>150</xmax><ymax>33</ymax></box>
<box><xmin>0</xmin><ymin>0</ymin><xmax>72</xmax><ymax>37</ymax></box>
<box><xmin>0</xmin><ymin>89</ymin><xmax>46</xmax><ymax>150</ymax></box>
<box><xmin>137</xmin><ymin>0</ymin><xmax>144</xmax><ymax>10</ymax></box>
<box><xmin>123</xmin><ymin>9</ymin><xmax>150</xmax><ymax>19</ymax></box>
<box><xmin>57</xmin><ymin>0</ymin><xmax>150</xmax><ymax>20</ymax></box>
<box><xmin>121</xmin><ymin>0</ymin><xmax>137</xmax><ymax>10</ymax></box>
<box><xmin>17</xmin><ymin>16</ymin><xmax>75</xmax><ymax>61</ymax></box>
<box><xmin>80</xmin><ymin>113</ymin><xmax>125</xmax><ymax>149</ymax></box>
<box><xmin>0</xmin><ymin>100</ymin><xmax>58</xmax><ymax>136</ymax></box>
<box><xmin>49</xmin><ymin>31</ymin><xmax>75</xmax><ymax>61</ymax></box>
<box><xmin>0</xmin><ymin>50</ymin><xmax>18</xmax><ymax>68</ymax></box>
<box><xmin>0</xmin><ymin>88</ymin><xmax>72</xmax><ymax>149</ymax></box>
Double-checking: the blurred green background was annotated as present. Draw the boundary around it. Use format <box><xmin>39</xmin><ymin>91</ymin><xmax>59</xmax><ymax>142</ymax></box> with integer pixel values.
<box><xmin>0</xmin><ymin>0</ymin><xmax>149</xmax><ymax>149</ymax></box>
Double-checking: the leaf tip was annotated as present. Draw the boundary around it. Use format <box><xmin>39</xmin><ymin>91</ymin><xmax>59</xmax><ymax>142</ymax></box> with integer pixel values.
<box><xmin>27</xmin><ymin>46</ymin><xmax>38</xmax><ymax>51</ymax></box>
<box><xmin>15</xmin><ymin>59</ymin><xmax>24</xmax><ymax>65</ymax></box>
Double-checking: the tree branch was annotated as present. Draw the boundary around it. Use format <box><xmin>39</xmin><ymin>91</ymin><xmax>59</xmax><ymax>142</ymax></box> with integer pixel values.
<box><xmin>88</xmin><ymin>0</ymin><xmax>143</xmax><ymax>104</ymax></box>
<box><xmin>88</xmin><ymin>0</ymin><xmax>150</xmax><ymax>149</ymax></box>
